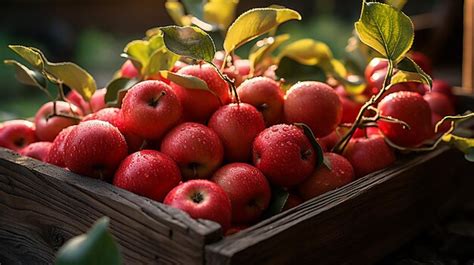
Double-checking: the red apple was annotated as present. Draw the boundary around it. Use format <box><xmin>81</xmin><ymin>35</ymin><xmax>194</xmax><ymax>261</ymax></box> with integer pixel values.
<box><xmin>122</xmin><ymin>80</ymin><xmax>182</xmax><ymax>140</ymax></box>
<box><xmin>160</xmin><ymin>122</ymin><xmax>224</xmax><ymax>180</ymax></box>
<box><xmin>120</xmin><ymin>60</ymin><xmax>140</xmax><ymax>79</ymax></box>
<box><xmin>212</xmin><ymin>163</ymin><xmax>271</xmax><ymax>223</ymax></box>
<box><xmin>253</xmin><ymin>124</ymin><xmax>317</xmax><ymax>187</ymax></box>
<box><xmin>284</xmin><ymin>81</ymin><xmax>342</xmax><ymax>138</ymax></box>
<box><xmin>66</xmin><ymin>90</ymin><xmax>90</xmax><ymax>114</ymax></box>
<box><xmin>90</xmin><ymin>88</ymin><xmax>107</xmax><ymax>113</ymax></box>
<box><xmin>298</xmin><ymin>153</ymin><xmax>355</xmax><ymax>200</ymax></box>
<box><xmin>409</xmin><ymin>51</ymin><xmax>433</xmax><ymax>76</ymax></box>
<box><xmin>431</xmin><ymin>79</ymin><xmax>456</xmax><ymax>105</ymax></box>
<box><xmin>237</xmin><ymin>77</ymin><xmax>284</xmax><ymax>126</ymax></box>
<box><xmin>164</xmin><ymin>179</ymin><xmax>232</xmax><ymax>231</ymax></box>
<box><xmin>171</xmin><ymin>64</ymin><xmax>230</xmax><ymax>123</ymax></box>
<box><xmin>19</xmin><ymin>141</ymin><xmax>52</xmax><ymax>162</ymax></box>
<box><xmin>34</xmin><ymin>101</ymin><xmax>83</xmax><ymax>142</ymax></box>
<box><xmin>113</xmin><ymin>150</ymin><xmax>181</xmax><ymax>202</ymax></box>
<box><xmin>63</xmin><ymin>120</ymin><xmax>128</xmax><ymax>180</ymax></box>
<box><xmin>365</xmin><ymin>58</ymin><xmax>389</xmax><ymax>85</ymax></box>
<box><xmin>343</xmin><ymin>135</ymin><xmax>396</xmax><ymax>178</ymax></box>
<box><xmin>208</xmin><ymin>103</ymin><xmax>265</xmax><ymax>162</ymax></box>
<box><xmin>45</xmin><ymin>125</ymin><xmax>76</xmax><ymax>167</ymax></box>
<box><xmin>0</xmin><ymin>120</ymin><xmax>37</xmax><ymax>151</ymax></box>
<box><xmin>423</xmin><ymin>92</ymin><xmax>456</xmax><ymax>133</ymax></box>
<box><xmin>378</xmin><ymin>91</ymin><xmax>433</xmax><ymax>147</ymax></box>
<box><xmin>339</xmin><ymin>96</ymin><xmax>363</xmax><ymax>124</ymax></box>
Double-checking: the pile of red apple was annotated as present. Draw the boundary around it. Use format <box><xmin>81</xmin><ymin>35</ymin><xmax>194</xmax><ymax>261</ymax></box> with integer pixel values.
<box><xmin>0</xmin><ymin>48</ymin><xmax>457</xmax><ymax>234</ymax></box>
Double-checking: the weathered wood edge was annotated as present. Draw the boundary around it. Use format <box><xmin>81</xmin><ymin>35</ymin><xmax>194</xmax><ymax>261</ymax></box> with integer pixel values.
<box><xmin>205</xmin><ymin>145</ymin><xmax>473</xmax><ymax>265</ymax></box>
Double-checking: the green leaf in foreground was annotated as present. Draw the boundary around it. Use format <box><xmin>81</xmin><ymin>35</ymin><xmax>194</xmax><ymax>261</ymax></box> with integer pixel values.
<box><xmin>8</xmin><ymin>45</ymin><xmax>44</xmax><ymax>70</ymax></box>
<box><xmin>355</xmin><ymin>2</ymin><xmax>414</xmax><ymax>63</ymax></box>
<box><xmin>105</xmin><ymin>78</ymin><xmax>140</xmax><ymax>108</ymax></box>
<box><xmin>161</xmin><ymin>25</ymin><xmax>216</xmax><ymax>62</ymax></box>
<box><xmin>44</xmin><ymin>62</ymin><xmax>97</xmax><ymax>101</ymax></box>
<box><xmin>4</xmin><ymin>60</ymin><xmax>47</xmax><ymax>89</ymax></box>
<box><xmin>277</xmin><ymin>39</ymin><xmax>333</xmax><ymax>66</ymax></box>
<box><xmin>392</xmin><ymin>56</ymin><xmax>432</xmax><ymax>87</ymax></box>
<box><xmin>224</xmin><ymin>7</ymin><xmax>301</xmax><ymax>54</ymax></box>
<box><xmin>294</xmin><ymin>123</ymin><xmax>324</xmax><ymax>169</ymax></box>
<box><xmin>55</xmin><ymin>217</ymin><xmax>122</xmax><ymax>265</ymax></box>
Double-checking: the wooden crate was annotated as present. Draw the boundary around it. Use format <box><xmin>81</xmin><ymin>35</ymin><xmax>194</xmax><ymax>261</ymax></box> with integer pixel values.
<box><xmin>1</xmin><ymin>97</ymin><xmax>474</xmax><ymax>264</ymax></box>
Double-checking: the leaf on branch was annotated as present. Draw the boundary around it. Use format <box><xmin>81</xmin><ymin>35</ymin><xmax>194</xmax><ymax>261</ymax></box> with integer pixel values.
<box><xmin>165</xmin><ymin>0</ymin><xmax>192</xmax><ymax>26</ymax></box>
<box><xmin>204</xmin><ymin>0</ymin><xmax>239</xmax><ymax>31</ymax></box>
<box><xmin>294</xmin><ymin>122</ymin><xmax>324</xmax><ymax>169</ymax></box>
<box><xmin>8</xmin><ymin>45</ymin><xmax>44</xmax><ymax>70</ymax></box>
<box><xmin>277</xmin><ymin>38</ymin><xmax>333</xmax><ymax>66</ymax></box>
<box><xmin>355</xmin><ymin>2</ymin><xmax>414</xmax><ymax>64</ymax></box>
<box><xmin>4</xmin><ymin>60</ymin><xmax>47</xmax><ymax>90</ymax></box>
<box><xmin>393</xmin><ymin>56</ymin><xmax>432</xmax><ymax>87</ymax></box>
<box><xmin>44</xmin><ymin>62</ymin><xmax>97</xmax><ymax>101</ymax></box>
<box><xmin>385</xmin><ymin>0</ymin><xmax>407</xmax><ymax>10</ymax></box>
<box><xmin>105</xmin><ymin>78</ymin><xmax>140</xmax><ymax>108</ymax></box>
<box><xmin>249</xmin><ymin>34</ymin><xmax>290</xmax><ymax>75</ymax></box>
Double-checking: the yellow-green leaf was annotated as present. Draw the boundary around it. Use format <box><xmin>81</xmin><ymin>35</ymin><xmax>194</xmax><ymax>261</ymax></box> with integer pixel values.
<box><xmin>328</xmin><ymin>59</ymin><xmax>366</xmax><ymax>95</ymax></box>
<box><xmin>393</xmin><ymin>56</ymin><xmax>432</xmax><ymax>87</ymax></box>
<box><xmin>4</xmin><ymin>60</ymin><xmax>47</xmax><ymax>89</ymax></box>
<box><xmin>355</xmin><ymin>2</ymin><xmax>414</xmax><ymax>63</ymax></box>
<box><xmin>160</xmin><ymin>25</ymin><xmax>216</xmax><ymax>62</ymax></box>
<box><xmin>8</xmin><ymin>45</ymin><xmax>44</xmax><ymax>70</ymax></box>
<box><xmin>224</xmin><ymin>7</ymin><xmax>301</xmax><ymax>54</ymax></box>
<box><xmin>277</xmin><ymin>39</ymin><xmax>333</xmax><ymax>66</ymax></box>
<box><xmin>204</xmin><ymin>0</ymin><xmax>239</xmax><ymax>30</ymax></box>
<box><xmin>249</xmin><ymin>34</ymin><xmax>290</xmax><ymax>75</ymax></box>
<box><xmin>442</xmin><ymin>134</ymin><xmax>474</xmax><ymax>162</ymax></box>
<box><xmin>385</xmin><ymin>0</ymin><xmax>407</xmax><ymax>10</ymax></box>
<box><xmin>146</xmin><ymin>49</ymin><xmax>180</xmax><ymax>77</ymax></box>
<box><xmin>105</xmin><ymin>78</ymin><xmax>140</xmax><ymax>107</ymax></box>
<box><xmin>181</xmin><ymin>0</ymin><xmax>204</xmax><ymax>20</ymax></box>
<box><xmin>44</xmin><ymin>62</ymin><xmax>97</xmax><ymax>101</ymax></box>
<box><xmin>160</xmin><ymin>70</ymin><xmax>209</xmax><ymax>90</ymax></box>
<box><xmin>165</xmin><ymin>0</ymin><xmax>192</xmax><ymax>26</ymax></box>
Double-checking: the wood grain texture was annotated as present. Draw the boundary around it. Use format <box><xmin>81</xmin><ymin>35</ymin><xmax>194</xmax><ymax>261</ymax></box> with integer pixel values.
<box><xmin>464</xmin><ymin>0</ymin><xmax>474</xmax><ymax>93</ymax></box>
<box><xmin>0</xmin><ymin>149</ymin><xmax>221</xmax><ymax>265</ymax></box>
<box><xmin>206</xmin><ymin>147</ymin><xmax>474</xmax><ymax>265</ymax></box>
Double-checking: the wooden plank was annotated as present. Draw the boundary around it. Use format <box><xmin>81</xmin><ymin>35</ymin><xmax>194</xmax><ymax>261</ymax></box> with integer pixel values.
<box><xmin>0</xmin><ymin>149</ymin><xmax>222</xmax><ymax>265</ymax></box>
<box><xmin>205</xmin><ymin>147</ymin><xmax>474</xmax><ymax>265</ymax></box>
<box><xmin>463</xmin><ymin>0</ymin><xmax>474</xmax><ymax>94</ymax></box>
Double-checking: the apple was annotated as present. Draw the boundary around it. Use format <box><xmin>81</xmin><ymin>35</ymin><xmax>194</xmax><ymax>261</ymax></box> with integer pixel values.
<box><xmin>423</xmin><ymin>92</ymin><xmax>456</xmax><ymax>133</ymax></box>
<box><xmin>160</xmin><ymin>122</ymin><xmax>224</xmax><ymax>180</ymax></box>
<box><xmin>211</xmin><ymin>163</ymin><xmax>271</xmax><ymax>223</ymax></box>
<box><xmin>0</xmin><ymin>120</ymin><xmax>37</xmax><ymax>151</ymax></box>
<box><xmin>431</xmin><ymin>79</ymin><xmax>456</xmax><ymax>105</ymax></box>
<box><xmin>34</xmin><ymin>101</ymin><xmax>83</xmax><ymax>142</ymax></box>
<box><xmin>63</xmin><ymin>120</ymin><xmax>128</xmax><ymax>180</ymax></box>
<box><xmin>298</xmin><ymin>152</ymin><xmax>355</xmax><ymax>200</ymax></box>
<box><xmin>378</xmin><ymin>91</ymin><xmax>433</xmax><ymax>147</ymax></box>
<box><xmin>339</xmin><ymin>96</ymin><xmax>363</xmax><ymax>124</ymax></box>
<box><xmin>164</xmin><ymin>179</ymin><xmax>232</xmax><ymax>231</ymax></box>
<box><xmin>409</xmin><ymin>51</ymin><xmax>433</xmax><ymax>76</ymax></box>
<box><xmin>284</xmin><ymin>81</ymin><xmax>342</xmax><ymax>138</ymax></box>
<box><xmin>19</xmin><ymin>141</ymin><xmax>52</xmax><ymax>162</ymax></box>
<box><xmin>113</xmin><ymin>150</ymin><xmax>181</xmax><ymax>202</ymax></box>
<box><xmin>45</xmin><ymin>125</ymin><xmax>76</xmax><ymax>167</ymax></box>
<box><xmin>237</xmin><ymin>77</ymin><xmax>284</xmax><ymax>126</ymax></box>
<box><xmin>170</xmin><ymin>64</ymin><xmax>230</xmax><ymax>123</ymax></box>
<box><xmin>90</xmin><ymin>88</ymin><xmax>107</xmax><ymax>113</ymax></box>
<box><xmin>343</xmin><ymin>135</ymin><xmax>396</xmax><ymax>178</ymax></box>
<box><xmin>122</xmin><ymin>80</ymin><xmax>182</xmax><ymax>140</ymax></box>
<box><xmin>253</xmin><ymin>124</ymin><xmax>317</xmax><ymax>187</ymax></box>
<box><xmin>120</xmin><ymin>60</ymin><xmax>140</xmax><ymax>79</ymax></box>
<box><xmin>208</xmin><ymin>103</ymin><xmax>265</xmax><ymax>162</ymax></box>
<box><xmin>365</xmin><ymin>58</ymin><xmax>389</xmax><ymax>85</ymax></box>
<box><xmin>66</xmin><ymin>90</ymin><xmax>90</xmax><ymax>114</ymax></box>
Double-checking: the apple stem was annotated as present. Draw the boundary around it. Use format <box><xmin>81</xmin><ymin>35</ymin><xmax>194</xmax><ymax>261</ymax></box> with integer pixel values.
<box><xmin>149</xmin><ymin>91</ymin><xmax>167</xmax><ymax>108</ymax></box>
<box><xmin>332</xmin><ymin>60</ymin><xmax>395</xmax><ymax>154</ymax></box>
<box><xmin>210</xmin><ymin>62</ymin><xmax>240</xmax><ymax>104</ymax></box>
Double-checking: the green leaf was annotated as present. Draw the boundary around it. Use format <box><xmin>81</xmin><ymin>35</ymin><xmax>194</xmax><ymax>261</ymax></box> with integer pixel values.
<box><xmin>8</xmin><ymin>45</ymin><xmax>44</xmax><ymax>70</ymax></box>
<box><xmin>442</xmin><ymin>134</ymin><xmax>474</xmax><ymax>163</ymax></box>
<box><xmin>354</xmin><ymin>2</ymin><xmax>414</xmax><ymax>63</ymax></box>
<box><xmin>249</xmin><ymin>34</ymin><xmax>290</xmax><ymax>75</ymax></box>
<box><xmin>275</xmin><ymin>56</ymin><xmax>326</xmax><ymax>86</ymax></box>
<box><xmin>465</xmin><ymin>147</ymin><xmax>474</xmax><ymax>162</ymax></box>
<box><xmin>262</xmin><ymin>185</ymin><xmax>289</xmax><ymax>218</ymax></box>
<box><xmin>55</xmin><ymin>217</ymin><xmax>122</xmax><ymax>265</ymax></box>
<box><xmin>160</xmin><ymin>25</ymin><xmax>216</xmax><ymax>62</ymax></box>
<box><xmin>393</xmin><ymin>56</ymin><xmax>432</xmax><ymax>87</ymax></box>
<box><xmin>4</xmin><ymin>59</ymin><xmax>47</xmax><ymax>89</ymax></box>
<box><xmin>44</xmin><ymin>62</ymin><xmax>97</xmax><ymax>101</ymax></box>
<box><xmin>224</xmin><ymin>7</ymin><xmax>301</xmax><ymax>54</ymax></box>
<box><xmin>105</xmin><ymin>78</ymin><xmax>140</xmax><ymax>108</ymax></box>
<box><xmin>203</xmin><ymin>0</ymin><xmax>239</xmax><ymax>30</ymax></box>
<box><xmin>160</xmin><ymin>70</ymin><xmax>209</xmax><ymax>90</ymax></box>
<box><xmin>165</xmin><ymin>0</ymin><xmax>192</xmax><ymax>26</ymax></box>
<box><xmin>294</xmin><ymin>122</ymin><xmax>324</xmax><ymax>169</ymax></box>
<box><xmin>181</xmin><ymin>0</ymin><xmax>204</xmax><ymax>20</ymax></box>
<box><xmin>385</xmin><ymin>0</ymin><xmax>407</xmax><ymax>10</ymax></box>
<box><xmin>277</xmin><ymin>39</ymin><xmax>333</xmax><ymax>66</ymax></box>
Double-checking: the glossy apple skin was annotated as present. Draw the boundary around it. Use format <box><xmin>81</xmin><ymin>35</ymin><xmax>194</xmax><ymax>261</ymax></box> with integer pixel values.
<box><xmin>113</xmin><ymin>150</ymin><xmax>181</xmax><ymax>202</ymax></box>
<box><xmin>208</xmin><ymin>103</ymin><xmax>265</xmax><ymax>162</ymax></box>
<box><xmin>19</xmin><ymin>141</ymin><xmax>52</xmax><ymax>162</ymax></box>
<box><xmin>339</xmin><ymin>96</ymin><xmax>363</xmax><ymax>124</ymax></box>
<box><xmin>253</xmin><ymin>124</ymin><xmax>316</xmax><ymax>187</ymax></box>
<box><xmin>164</xmin><ymin>179</ymin><xmax>232</xmax><ymax>232</ymax></box>
<box><xmin>298</xmin><ymin>152</ymin><xmax>354</xmax><ymax>200</ymax></box>
<box><xmin>431</xmin><ymin>79</ymin><xmax>456</xmax><ymax>105</ymax></box>
<box><xmin>120</xmin><ymin>60</ymin><xmax>140</xmax><ymax>79</ymax></box>
<box><xmin>409</xmin><ymin>51</ymin><xmax>433</xmax><ymax>76</ymax></box>
<box><xmin>90</xmin><ymin>89</ymin><xmax>107</xmax><ymax>113</ymax></box>
<box><xmin>63</xmin><ymin>120</ymin><xmax>128</xmax><ymax>180</ymax></box>
<box><xmin>122</xmin><ymin>80</ymin><xmax>182</xmax><ymax>140</ymax></box>
<box><xmin>34</xmin><ymin>101</ymin><xmax>83</xmax><ymax>142</ymax></box>
<box><xmin>0</xmin><ymin>120</ymin><xmax>37</xmax><ymax>151</ymax></box>
<box><xmin>171</xmin><ymin>64</ymin><xmax>230</xmax><ymax>123</ymax></box>
<box><xmin>365</xmin><ymin>58</ymin><xmax>389</xmax><ymax>86</ymax></box>
<box><xmin>237</xmin><ymin>77</ymin><xmax>284</xmax><ymax>126</ymax></box>
<box><xmin>284</xmin><ymin>81</ymin><xmax>342</xmax><ymax>138</ymax></box>
<box><xmin>343</xmin><ymin>135</ymin><xmax>396</xmax><ymax>178</ymax></box>
<box><xmin>161</xmin><ymin>122</ymin><xmax>224</xmax><ymax>180</ymax></box>
<box><xmin>45</xmin><ymin>125</ymin><xmax>76</xmax><ymax>167</ymax></box>
<box><xmin>378</xmin><ymin>91</ymin><xmax>433</xmax><ymax>147</ymax></box>
<box><xmin>212</xmin><ymin>163</ymin><xmax>271</xmax><ymax>223</ymax></box>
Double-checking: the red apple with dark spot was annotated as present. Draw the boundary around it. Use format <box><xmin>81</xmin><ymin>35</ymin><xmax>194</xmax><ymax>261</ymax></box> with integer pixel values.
<box><xmin>237</xmin><ymin>77</ymin><xmax>284</xmax><ymax>126</ymax></box>
<box><xmin>161</xmin><ymin>122</ymin><xmax>224</xmax><ymax>180</ymax></box>
<box><xmin>0</xmin><ymin>120</ymin><xmax>37</xmax><ymax>151</ymax></box>
<box><xmin>45</xmin><ymin>125</ymin><xmax>76</xmax><ymax>167</ymax></box>
<box><xmin>284</xmin><ymin>81</ymin><xmax>342</xmax><ymax>138</ymax></box>
<box><xmin>19</xmin><ymin>141</ymin><xmax>52</xmax><ymax>162</ymax></box>
<box><xmin>298</xmin><ymin>152</ymin><xmax>355</xmax><ymax>200</ymax></box>
<box><xmin>343</xmin><ymin>135</ymin><xmax>396</xmax><ymax>178</ymax></box>
<box><xmin>164</xmin><ymin>179</ymin><xmax>232</xmax><ymax>232</ymax></box>
<box><xmin>122</xmin><ymin>80</ymin><xmax>182</xmax><ymax>140</ymax></box>
<box><xmin>171</xmin><ymin>64</ymin><xmax>230</xmax><ymax>123</ymax></box>
<box><xmin>211</xmin><ymin>163</ymin><xmax>271</xmax><ymax>223</ymax></box>
<box><xmin>208</xmin><ymin>103</ymin><xmax>265</xmax><ymax>162</ymax></box>
<box><xmin>34</xmin><ymin>101</ymin><xmax>83</xmax><ymax>142</ymax></box>
<box><xmin>253</xmin><ymin>124</ymin><xmax>317</xmax><ymax>187</ymax></box>
<box><xmin>113</xmin><ymin>150</ymin><xmax>181</xmax><ymax>202</ymax></box>
<box><xmin>63</xmin><ymin>120</ymin><xmax>128</xmax><ymax>180</ymax></box>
